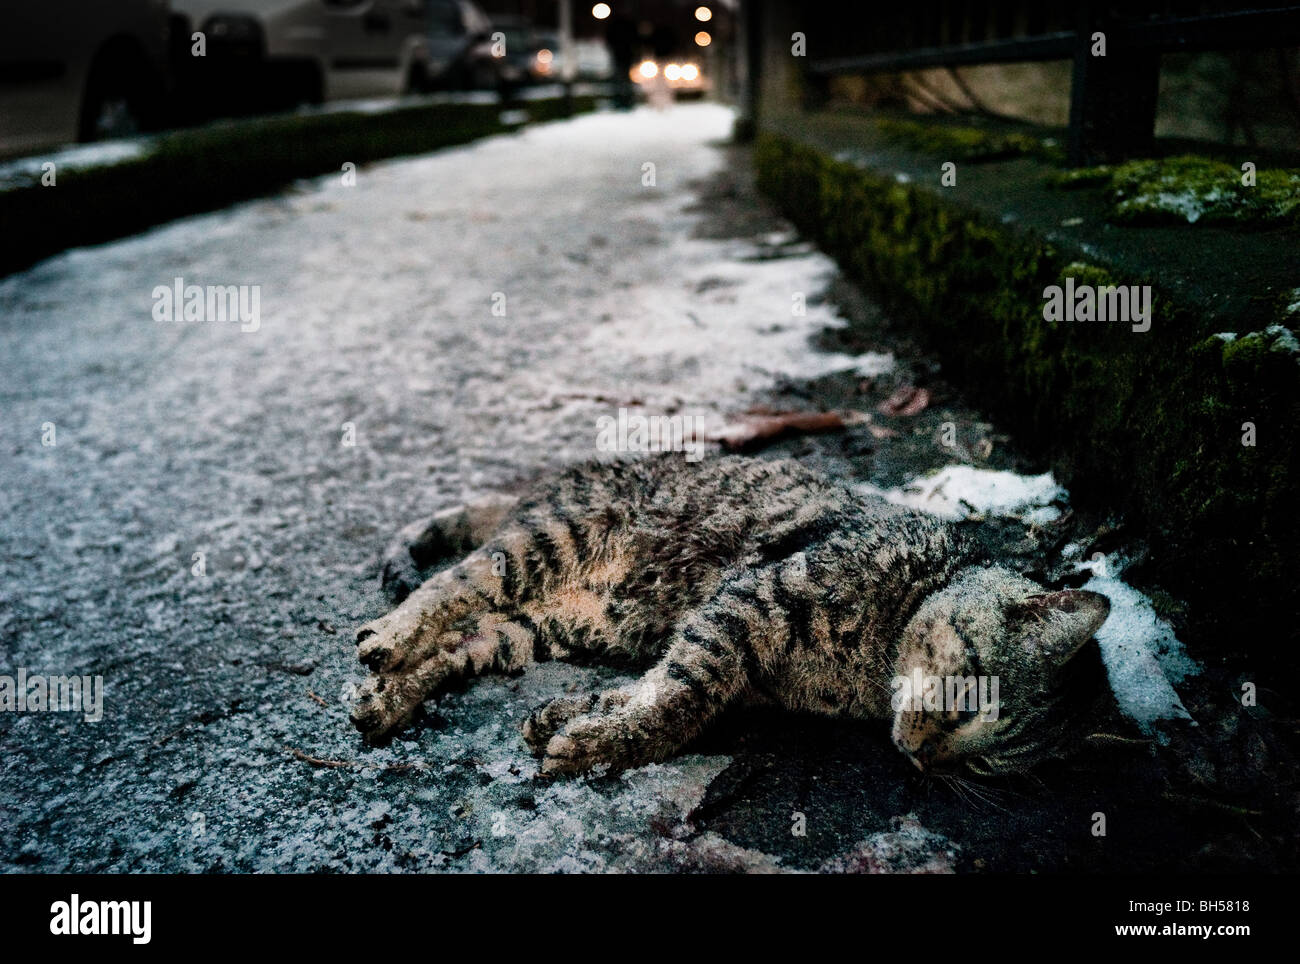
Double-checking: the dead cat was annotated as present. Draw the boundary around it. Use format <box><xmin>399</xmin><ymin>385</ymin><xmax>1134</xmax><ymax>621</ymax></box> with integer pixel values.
<box><xmin>350</xmin><ymin>455</ymin><xmax>1110</xmax><ymax>777</ymax></box>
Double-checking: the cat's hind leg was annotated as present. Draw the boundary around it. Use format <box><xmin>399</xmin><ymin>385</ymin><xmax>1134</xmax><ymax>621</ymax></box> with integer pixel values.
<box><xmin>380</xmin><ymin>496</ymin><xmax>517</xmax><ymax>601</ymax></box>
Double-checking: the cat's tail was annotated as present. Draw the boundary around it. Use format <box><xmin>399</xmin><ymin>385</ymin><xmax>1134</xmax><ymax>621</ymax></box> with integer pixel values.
<box><xmin>380</xmin><ymin>497</ymin><xmax>517</xmax><ymax>601</ymax></box>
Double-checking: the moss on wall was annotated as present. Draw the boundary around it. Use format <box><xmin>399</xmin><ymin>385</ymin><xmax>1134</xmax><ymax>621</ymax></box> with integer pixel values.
<box><xmin>1051</xmin><ymin>154</ymin><xmax>1300</xmax><ymax>226</ymax></box>
<box><xmin>755</xmin><ymin>132</ymin><xmax>1300</xmax><ymax>657</ymax></box>
<box><xmin>875</xmin><ymin>117</ymin><xmax>1065</xmax><ymax>164</ymax></box>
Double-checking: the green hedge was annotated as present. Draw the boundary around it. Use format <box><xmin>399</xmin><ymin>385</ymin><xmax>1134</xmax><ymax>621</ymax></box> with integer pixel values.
<box><xmin>1</xmin><ymin>96</ymin><xmax>596</xmax><ymax>277</ymax></box>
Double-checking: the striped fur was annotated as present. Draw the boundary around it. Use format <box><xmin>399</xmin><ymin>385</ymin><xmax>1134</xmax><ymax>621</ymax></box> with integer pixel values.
<box><xmin>351</xmin><ymin>456</ymin><xmax>1110</xmax><ymax>776</ymax></box>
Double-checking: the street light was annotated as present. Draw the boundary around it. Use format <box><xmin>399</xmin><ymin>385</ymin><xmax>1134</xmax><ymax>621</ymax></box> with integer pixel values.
<box><xmin>592</xmin><ymin>3</ymin><xmax>611</xmax><ymax>19</ymax></box>
<box><xmin>694</xmin><ymin>31</ymin><xmax>711</xmax><ymax>47</ymax></box>
<box><xmin>695</xmin><ymin>6</ymin><xmax>712</xmax><ymax>21</ymax></box>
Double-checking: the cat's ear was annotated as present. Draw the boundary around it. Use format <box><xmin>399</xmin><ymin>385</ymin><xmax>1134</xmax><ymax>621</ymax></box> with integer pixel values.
<box><xmin>1017</xmin><ymin>590</ymin><xmax>1110</xmax><ymax>665</ymax></box>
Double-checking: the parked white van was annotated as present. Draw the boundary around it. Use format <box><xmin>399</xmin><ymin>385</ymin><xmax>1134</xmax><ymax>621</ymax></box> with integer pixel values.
<box><xmin>171</xmin><ymin>0</ymin><xmax>432</xmax><ymax>104</ymax></box>
<box><xmin>0</xmin><ymin>0</ymin><xmax>174</xmax><ymax>156</ymax></box>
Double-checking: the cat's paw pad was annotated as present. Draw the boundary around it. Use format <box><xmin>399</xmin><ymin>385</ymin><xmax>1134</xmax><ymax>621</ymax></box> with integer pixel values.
<box><xmin>521</xmin><ymin>694</ymin><xmax>596</xmax><ymax>753</ymax></box>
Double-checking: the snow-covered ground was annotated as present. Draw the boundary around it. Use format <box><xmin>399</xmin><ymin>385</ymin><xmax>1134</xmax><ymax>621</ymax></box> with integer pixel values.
<box><xmin>0</xmin><ymin>104</ymin><xmax>894</xmax><ymax>872</ymax></box>
<box><xmin>0</xmin><ymin>103</ymin><xmax>1197</xmax><ymax>872</ymax></box>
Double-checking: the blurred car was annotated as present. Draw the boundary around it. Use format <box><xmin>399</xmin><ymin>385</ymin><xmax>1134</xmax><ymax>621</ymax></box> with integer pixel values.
<box><xmin>533</xmin><ymin>37</ymin><xmax>614</xmax><ymax>83</ymax></box>
<box><xmin>171</xmin><ymin>0</ymin><xmax>432</xmax><ymax>107</ymax></box>
<box><xmin>486</xmin><ymin>15</ymin><xmax>540</xmax><ymax>88</ymax></box>
<box><xmin>0</xmin><ymin>0</ymin><xmax>174</xmax><ymax>155</ymax></box>
<box><xmin>572</xmin><ymin>39</ymin><xmax>614</xmax><ymax>81</ymax></box>
<box><xmin>420</xmin><ymin>0</ymin><xmax>498</xmax><ymax>90</ymax></box>
<box><xmin>630</xmin><ymin>58</ymin><xmax>708</xmax><ymax>99</ymax></box>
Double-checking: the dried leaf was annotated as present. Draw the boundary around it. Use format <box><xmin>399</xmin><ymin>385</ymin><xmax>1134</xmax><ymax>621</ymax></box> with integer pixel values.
<box><xmin>711</xmin><ymin>410</ymin><xmax>871</xmax><ymax>450</ymax></box>
<box><xmin>877</xmin><ymin>385</ymin><xmax>932</xmax><ymax>417</ymax></box>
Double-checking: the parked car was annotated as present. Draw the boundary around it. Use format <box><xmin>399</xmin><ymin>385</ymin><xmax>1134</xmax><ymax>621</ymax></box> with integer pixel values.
<box><xmin>486</xmin><ymin>15</ymin><xmax>543</xmax><ymax>88</ymax></box>
<box><xmin>535</xmin><ymin>37</ymin><xmax>614</xmax><ymax>83</ymax></box>
<box><xmin>0</xmin><ymin>0</ymin><xmax>174</xmax><ymax>156</ymax></box>
<box><xmin>170</xmin><ymin>0</ymin><xmax>432</xmax><ymax>109</ymax></box>
<box><xmin>420</xmin><ymin>0</ymin><xmax>497</xmax><ymax>90</ymax></box>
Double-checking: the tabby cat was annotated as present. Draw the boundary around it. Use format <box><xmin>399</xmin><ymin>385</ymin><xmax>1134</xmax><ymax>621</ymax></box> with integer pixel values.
<box><xmin>351</xmin><ymin>456</ymin><xmax>1110</xmax><ymax>776</ymax></box>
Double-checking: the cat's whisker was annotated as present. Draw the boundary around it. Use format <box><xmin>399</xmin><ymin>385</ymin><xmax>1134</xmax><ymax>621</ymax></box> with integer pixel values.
<box><xmin>954</xmin><ymin>776</ymin><xmax>1011</xmax><ymax>814</ymax></box>
<box><xmin>860</xmin><ymin>675</ymin><xmax>891</xmax><ymax>696</ymax></box>
<box><xmin>940</xmin><ymin>773</ymin><xmax>992</xmax><ymax>813</ymax></box>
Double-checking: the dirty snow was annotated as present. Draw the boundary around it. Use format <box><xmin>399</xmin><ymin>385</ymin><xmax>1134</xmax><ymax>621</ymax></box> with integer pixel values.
<box><xmin>0</xmin><ymin>139</ymin><xmax>152</xmax><ymax>190</ymax></box>
<box><xmin>1265</xmin><ymin>323</ymin><xmax>1300</xmax><ymax>358</ymax></box>
<box><xmin>1068</xmin><ymin>552</ymin><xmax>1198</xmax><ymax>736</ymax></box>
<box><xmin>0</xmin><ymin>101</ymin><xmax>1200</xmax><ymax>873</ymax></box>
<box><xmin>855</xmin><ymin>464</ymin><xmax>1066</xmax><ymax>524</ymax></box>
<box><xmin>0</xmin><ymin>103</ymin><xmax>926</xmax><ymax>873</ymax></box>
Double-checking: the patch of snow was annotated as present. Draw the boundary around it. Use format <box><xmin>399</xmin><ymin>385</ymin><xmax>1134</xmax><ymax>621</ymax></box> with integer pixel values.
<box><xmin>1075</xmin><ymin>555</ymin><xmax>1199</xmax><ymax>736</ymax></box>
<box><xmin>820</xmin><ymin>814</ymin><xmax>959</xmax><ymax>874</ymax></box>
<box><xmin>1284</xmin><ymin>288</ymin><xmax>1300</xmax><ymax>319</ymax></box>
<box><xmin>1264</xmin><ymin>324</ymin><xmax>1300</xmax><ymax>357</ymax></box>
<box><xmin>0</xmin><ymin>139</ymin><xmax>151</xmax><ymax>191</ymax></box>
<box><xmin>856</xmin><ymin>465</ymin><xmax>1066</xmax><ymax>524</ymax></box>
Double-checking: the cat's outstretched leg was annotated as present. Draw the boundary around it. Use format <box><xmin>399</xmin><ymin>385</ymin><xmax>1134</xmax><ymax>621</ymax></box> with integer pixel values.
<box><xmin>353</xmin><ymin>500</ymin><xmax>597</xmax><ymax>741</ymax></box>
<box><xmin>380</xmin><ymin>497</ymin><xmax>517</xmax><ymax>600</ymax></box>
<box><xmin>525</xmin><ymin>578</ymin><xmax>762</xmax><ymax>775</ymax></box>
<box><xmin>351</xmin><ymin>546</ymin><xmax>532</xmax><ymax>741</ymax></box>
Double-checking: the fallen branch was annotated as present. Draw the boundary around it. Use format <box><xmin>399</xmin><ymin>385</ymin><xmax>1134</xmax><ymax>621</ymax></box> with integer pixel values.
<box><xmin>285</xmin><ymin>746</ymin><xmax>353</xmax><ymax>769</ymax></box>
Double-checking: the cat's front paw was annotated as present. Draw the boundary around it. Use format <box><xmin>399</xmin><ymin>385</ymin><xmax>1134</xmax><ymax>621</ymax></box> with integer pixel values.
<box><xmin>539</xmin><ymin>705</ymin><xmax>647</xmax><ymax>777</ymax></box>
<box><xmin>540</xmin><ymin>724</ymin><xmax>619</xmax><ymax>777</ymax></box>
<box><xmin>349</xmin><ymin>670</ymin><xmax>423</xmax><ymax>743</ymax></box>
<box><xmin>521</xmin><ymin>694</ymin><xmax>596</xmax><ymax>754</ymax></box>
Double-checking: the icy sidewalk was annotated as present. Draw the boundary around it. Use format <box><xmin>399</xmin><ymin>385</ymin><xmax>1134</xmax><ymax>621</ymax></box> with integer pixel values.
<box><xmin>0</xmin><ymin>103</ymin><xmax>1199</xmax><ymax>873</ymax></box>
<box><xmin>0</xmin><ymin>104</ymin><xmax>912</xmax><ymax>872</ymax></box>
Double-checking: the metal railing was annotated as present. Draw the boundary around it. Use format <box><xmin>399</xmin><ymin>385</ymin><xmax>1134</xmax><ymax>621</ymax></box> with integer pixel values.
<box><xmin>799</xmin><ymin>2</ymin><xmax>1300</xmax><ymax>164</ymax></box>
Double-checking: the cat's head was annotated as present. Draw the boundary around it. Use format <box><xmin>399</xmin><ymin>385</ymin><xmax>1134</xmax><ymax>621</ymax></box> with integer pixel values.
<box><xmin>891</xmin><ymin>566</ymin><xmax>1109</xmax><ymax>776</ymax></box>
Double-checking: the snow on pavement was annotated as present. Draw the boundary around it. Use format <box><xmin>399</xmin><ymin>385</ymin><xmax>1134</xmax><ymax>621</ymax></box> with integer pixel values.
<box><xmin>0</xmin><ymin>102</ymin><xmax>1195</xmax><ymax>872</ymax></box>
<box><xmin>0</xmin><ymin>104</ymin><xmax>898</xmax><ymax>872</ymax></box>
